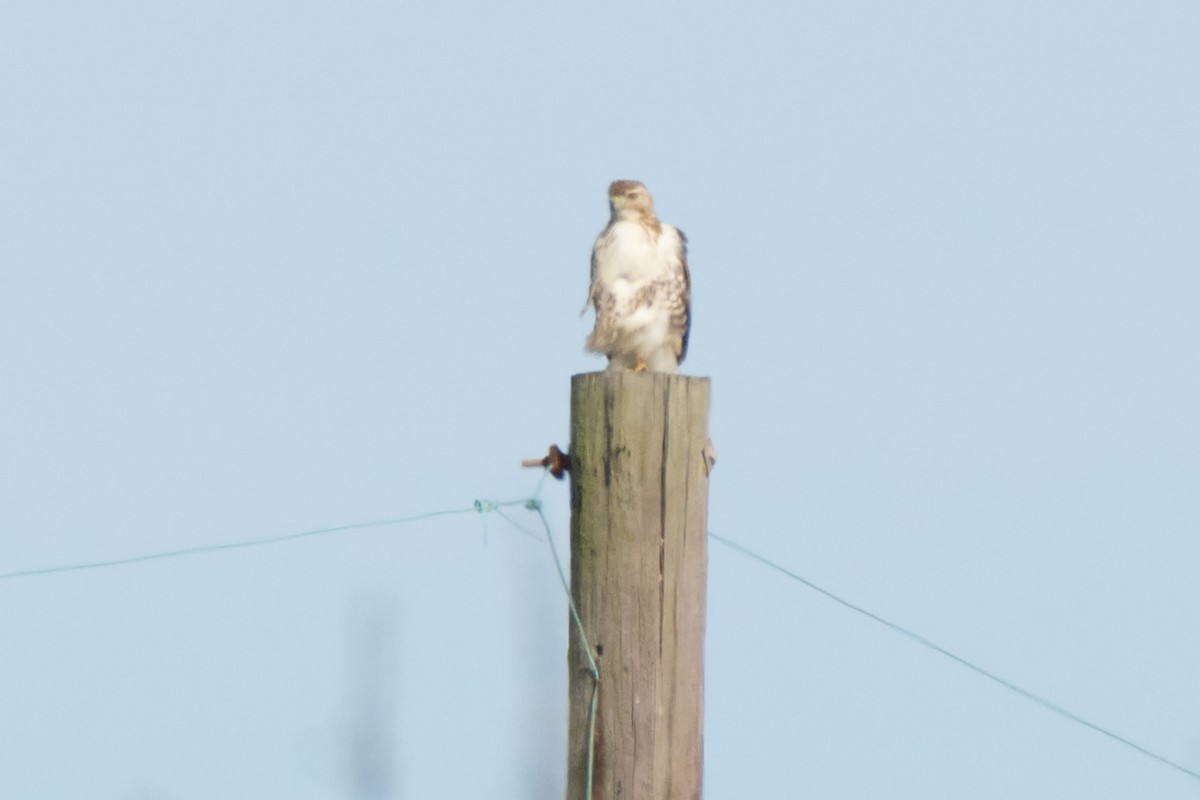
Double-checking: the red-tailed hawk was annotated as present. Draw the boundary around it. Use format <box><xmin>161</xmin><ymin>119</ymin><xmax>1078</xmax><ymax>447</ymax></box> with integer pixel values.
<box><xmin>584</xmin><ymin>180</ymin><xmax>691</xmax><ymax>373</ymax></box>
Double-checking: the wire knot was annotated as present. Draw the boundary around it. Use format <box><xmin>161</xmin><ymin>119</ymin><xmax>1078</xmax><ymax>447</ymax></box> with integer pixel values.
<box><xmin>473</xmin><ymin>499</ymin><xmax>498</xmax><ymax>514</ymax></box>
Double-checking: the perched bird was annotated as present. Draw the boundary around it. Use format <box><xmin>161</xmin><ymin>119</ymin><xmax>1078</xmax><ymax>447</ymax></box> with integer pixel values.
<box><xmin>584</xmin><ymin>180</ymin><xmax>691</xmax><ymax>374</ymax></box>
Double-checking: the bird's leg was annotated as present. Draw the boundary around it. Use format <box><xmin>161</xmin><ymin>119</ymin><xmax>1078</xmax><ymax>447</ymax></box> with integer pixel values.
<box><xmin>632</xmin><ymin>356</ymin><xmax>648</xmax><ymax>373</ymax></box>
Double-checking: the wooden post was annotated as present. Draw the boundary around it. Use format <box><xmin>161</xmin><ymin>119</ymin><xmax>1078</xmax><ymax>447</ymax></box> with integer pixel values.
<box><xmin>567</xmin><ymin>372</ymin><xmax>711</xmax><ymax>800</ymax></box>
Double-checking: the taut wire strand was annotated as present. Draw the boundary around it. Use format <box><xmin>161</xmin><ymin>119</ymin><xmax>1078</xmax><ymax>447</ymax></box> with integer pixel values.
<box><xmin>708</xmin><ymin>531</ymin><xmax>1200</xmax><ymax>783</ymax></box>
<box><xmin>0</xmin><ymin>505</ymin><xmax>522</xmax><ymax>582</ymax></box>
<box><xmin>495</xmin><ymin>495</ymin><xmax>601</xmax><ymax>800</ymax></box>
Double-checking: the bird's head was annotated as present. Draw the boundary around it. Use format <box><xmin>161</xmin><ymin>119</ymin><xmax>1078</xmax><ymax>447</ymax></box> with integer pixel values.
<box><xmin>608</xmin><ymin>180</ymin><xmax>655</xmax><ymax>220</ymax></box>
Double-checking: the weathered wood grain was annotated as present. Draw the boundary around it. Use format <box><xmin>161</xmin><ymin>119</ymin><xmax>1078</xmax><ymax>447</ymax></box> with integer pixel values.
<box><xmin>567</xmin><ymin>372</ymin><xmax>710</xmax><ymax>800</ymax></box>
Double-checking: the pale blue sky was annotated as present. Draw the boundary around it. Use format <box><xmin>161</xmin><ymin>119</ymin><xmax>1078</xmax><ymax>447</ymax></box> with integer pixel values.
<box><xmin>2</xmin><ymin>3</ymin><xmax>1199</xmax><ymax>798</ymax></box>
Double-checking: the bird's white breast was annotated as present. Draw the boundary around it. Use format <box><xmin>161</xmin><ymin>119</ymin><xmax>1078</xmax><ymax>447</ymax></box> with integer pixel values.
<box><xmin>593</xmin><ymin>221</ymin><xmax>667</xmax><ymax>286</ymax></box>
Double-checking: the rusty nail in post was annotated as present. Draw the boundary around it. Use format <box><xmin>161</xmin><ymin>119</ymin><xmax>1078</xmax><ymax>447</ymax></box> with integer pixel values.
<box><xmin>522</xmin><ymin>444</ymin><xmax>571</xmax><ymax>480</ymax></box>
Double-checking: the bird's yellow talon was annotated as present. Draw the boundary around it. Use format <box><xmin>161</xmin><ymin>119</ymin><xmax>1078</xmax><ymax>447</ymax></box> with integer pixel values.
<box><xmin>632</xmin><ymin>358</ymin><xmax>648</xmax><ymax>373</ymax></box>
